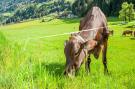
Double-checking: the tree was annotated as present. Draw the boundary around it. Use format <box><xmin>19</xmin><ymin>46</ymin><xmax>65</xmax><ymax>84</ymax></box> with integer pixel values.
<box><xmin>119</xmin><ymin>2</ymin><xmax>129</xmax><ymax>22</ymax></box>
<box><xmin>72</xmin><ymin>0</ymin><xmax>88</xmax><ymax>17</ymax></box>
<box><xmin>128</xmin><ymin>3</ymin><xmax>135</xmax><ymax>21</ymax></box>
<box><xmin>119</xmin><ymin>2</ymin><xmax>135</xmax><ymax>22</ymax></box>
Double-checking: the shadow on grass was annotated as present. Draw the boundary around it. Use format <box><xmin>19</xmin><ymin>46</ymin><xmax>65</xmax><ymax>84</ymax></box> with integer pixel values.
<box><xmin>126</xmin><ymin>25</ymin><xmax>135</xmax><ymax>28</ymax></box>
<box><xmin>61</xmin><ymin>17</ymin><xmax>121</xmax><ymax>24</ymax></box>
<box><xmin>107</xmin><ymin>17</ymin><xmax>121</xmax><ymax>22</ymax></box>
<box><xmin>60</xmin><ymin>18</ymin><xmax>80</xmax><ymax>24</ymax></box>
<box><xmin>122</xmin><ymin>35</ymin><xmax>132</xmax><ymax>37</ymax></box>
<box><xmin>130</xmin><ymin>37</ymin><xmax>135</xmax><ymax>40</ymax></box>
<box><xmin>42</xmin><ymin>62</ymin><xmax>65</xmax><ymax>77</ymax></box>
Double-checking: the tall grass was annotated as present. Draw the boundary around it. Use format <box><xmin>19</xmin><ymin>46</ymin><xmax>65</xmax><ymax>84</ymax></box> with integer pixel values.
<box><xmin>0</xmin><ymin>18</ymin><xmax>135</xmax><ymax>89</ymax></box>
<box><xmin>0</xmin><ymin>31</ymin><xmax>40</xmax><ymax>89</ymax></box>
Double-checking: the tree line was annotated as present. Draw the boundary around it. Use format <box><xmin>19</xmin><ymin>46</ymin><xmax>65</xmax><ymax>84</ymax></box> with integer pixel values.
<box><xmin>2</xmin><ymin>0</ymin><xmax>135</xmax><ymax>24</ymax></box>
<box><xmin>4</xmin><ymin>0</ymin><xmax>71</xmax><ymax>24</ymax></box>
<box><xmin>72</xmin><ymin>0</ymin><xmax>135</xmax><ymax>17</ymax></box>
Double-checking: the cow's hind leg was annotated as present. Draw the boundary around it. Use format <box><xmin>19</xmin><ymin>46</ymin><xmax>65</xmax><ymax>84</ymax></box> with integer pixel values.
<box><xmin>85</xmin><ymin>55</ymin><xmax>91</xmax><ymax>74</ymax></box>
<box><xmin>102</xmin><ymin>42</ymin><xmax>108</xmax><ymax>74</ymax></box>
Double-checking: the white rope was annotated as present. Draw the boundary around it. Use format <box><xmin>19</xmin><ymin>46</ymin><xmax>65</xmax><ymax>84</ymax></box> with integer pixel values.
<box><xmin>27</xmin><ymin>27</ymin><xmax>105</xmax><ymax>40</ymax></box>
<box><xmin>22</xmin><ymin>27</ymin><xmax>106</xmax><ymax>51</ymax></box>
<box><xmin>75</xmin><ymin>35</ymin><xmax>86</xmax><ymax>43</ymax></box>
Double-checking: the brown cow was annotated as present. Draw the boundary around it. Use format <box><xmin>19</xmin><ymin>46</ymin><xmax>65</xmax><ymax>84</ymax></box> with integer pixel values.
<box><xmin>64</xmin><ymin>6</ymin><xmax>109</xmax><ymax>76</ymax></box>
<box><xmin>122</xmin><ymin>30</ymin><xmax>133</xmax><ymax>36</ymax></box>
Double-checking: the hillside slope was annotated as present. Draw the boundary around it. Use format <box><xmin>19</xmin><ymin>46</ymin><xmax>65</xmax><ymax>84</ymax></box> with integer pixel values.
<box><xmin>0</xmin><ymin>0</ymin><xmax>74</xmax><ymax>13</ymax></box>
<box><xmin>0</xmin><ymin>0</ymin><xmax>75</xmax><ymax>24</ymax></box>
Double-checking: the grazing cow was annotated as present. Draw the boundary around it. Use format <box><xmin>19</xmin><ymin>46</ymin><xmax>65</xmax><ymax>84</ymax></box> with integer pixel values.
<box><xmin>122</xmin><ymin>30</ymin><xmax>133</xmax><ymax>36</ymax></box>
<box><xmin>109</xmin><ymin>30</ymin><xmax>114</xmax><ymax>36</ymax></box>
<box><xmin>64</xmin><ymin>6</ymin><xmax>109</xmax><ymax>76</ymax></box>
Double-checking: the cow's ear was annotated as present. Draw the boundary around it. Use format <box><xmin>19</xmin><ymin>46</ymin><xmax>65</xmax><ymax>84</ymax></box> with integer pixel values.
<box><xmin>64</xmin><ymin>40</ymin><xmax>68</xmax><ymax>47</ymax></box>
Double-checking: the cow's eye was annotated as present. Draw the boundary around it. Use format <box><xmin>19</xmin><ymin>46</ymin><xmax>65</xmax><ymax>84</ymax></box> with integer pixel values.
<box><xmin>75</xmin><ymin>50</ymin><xmax>79</xmax><ymax>56</ymax></box>
<box><xmin>75</xmin><ymin>52</ymin><xmax>78</xmax><ymax>55</ymax></box>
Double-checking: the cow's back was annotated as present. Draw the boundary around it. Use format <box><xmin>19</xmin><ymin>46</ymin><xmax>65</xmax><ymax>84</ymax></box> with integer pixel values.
<box><xmin>79</xmin><ymin>6</ymin><xmax>109</xmax><ymax>59</ymax></box>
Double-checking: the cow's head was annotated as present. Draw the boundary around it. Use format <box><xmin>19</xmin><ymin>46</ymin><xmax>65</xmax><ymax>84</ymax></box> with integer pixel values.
<box><xmin>64</xmin><ymin>34</ymin><xmax>97</xmax><ymax>76</ymax></box>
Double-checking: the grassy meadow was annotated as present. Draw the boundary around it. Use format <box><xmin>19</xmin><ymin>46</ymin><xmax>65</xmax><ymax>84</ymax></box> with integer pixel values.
<box><xmin>0</xmin><ymin>18</ymin><xmax>135</xmax><ymax>89</ymax></box>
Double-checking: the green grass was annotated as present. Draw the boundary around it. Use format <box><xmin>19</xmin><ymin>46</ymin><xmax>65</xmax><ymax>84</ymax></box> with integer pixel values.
<box><xmin>0</xmin><ymin>18</ymin><xmax>135</xmax><ymax>89</ymax></box>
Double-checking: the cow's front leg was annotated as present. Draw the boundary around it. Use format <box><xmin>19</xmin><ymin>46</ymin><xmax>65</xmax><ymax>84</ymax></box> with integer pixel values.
<box><xmin>85</xmin><ymin>55</ymin><xmax>91</xmax><ymax>74</ymax></box>
<box><xmin>102</xmin><ymin>41</ymin><xmax>108</xmax><ymax>74</ymax></box>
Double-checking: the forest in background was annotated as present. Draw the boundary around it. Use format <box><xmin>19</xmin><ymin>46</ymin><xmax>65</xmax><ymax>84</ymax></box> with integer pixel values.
<box><xmin>0</xmin><ymin>0</ymin><xmax>135</xmax><ymax>24</ymax></box>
